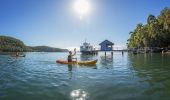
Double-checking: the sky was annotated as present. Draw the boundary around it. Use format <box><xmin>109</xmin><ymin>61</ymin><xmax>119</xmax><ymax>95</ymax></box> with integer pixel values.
<box><xmin>0</xmin><ymin>0</ymin><xmax>170</xmax><ymax>50</ymax></box>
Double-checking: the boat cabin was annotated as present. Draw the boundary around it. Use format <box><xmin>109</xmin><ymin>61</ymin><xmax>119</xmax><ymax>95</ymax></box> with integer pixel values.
<box><xmin>80</xmin><ymin>41</ymin><xmax>98</xmax><ymax>54</ymax></box>
<box><xmin>80</xmin><ymin>42</ymin><xmax>93</xmax><ymax>52</ymax></box>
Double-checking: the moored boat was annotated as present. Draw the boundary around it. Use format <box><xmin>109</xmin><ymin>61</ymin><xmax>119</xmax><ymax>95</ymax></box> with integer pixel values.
<box><xmin>80</xmin><ymin>41</ymin><xmax>98</xmax><ymax>54</ymax></box>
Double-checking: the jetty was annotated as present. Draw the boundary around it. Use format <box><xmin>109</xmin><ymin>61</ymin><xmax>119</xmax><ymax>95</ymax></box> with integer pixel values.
<box><xmin>79</xmin><ymin>39</ymin><xmax>129</xmax><ymax>55</ymax></box>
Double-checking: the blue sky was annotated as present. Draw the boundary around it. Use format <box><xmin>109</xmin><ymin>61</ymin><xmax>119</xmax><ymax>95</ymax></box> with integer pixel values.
<box><xmin>0</xmin><ymin>0</ymin><xmax>169</xmax><ymax>49</ymax></box>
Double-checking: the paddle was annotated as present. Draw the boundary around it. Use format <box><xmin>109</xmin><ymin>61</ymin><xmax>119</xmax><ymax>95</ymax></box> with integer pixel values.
<box><xmin>73</xmin><ymin>48</ymin><xmax>77</xmax><ymax>61</ymax></box>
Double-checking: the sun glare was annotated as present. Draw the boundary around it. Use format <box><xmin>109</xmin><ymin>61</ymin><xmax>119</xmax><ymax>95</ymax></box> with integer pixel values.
<box><xmin>73</xmin><ymin>0</ymin><xmax>91</xmax><ymax>19</ymax></box>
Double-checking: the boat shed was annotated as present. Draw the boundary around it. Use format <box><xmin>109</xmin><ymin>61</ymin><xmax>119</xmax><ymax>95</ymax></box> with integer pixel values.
<box><xmin>99</xmin><ymin>40</ymin><xmax>114</xmax><ymax>51</ymax></box>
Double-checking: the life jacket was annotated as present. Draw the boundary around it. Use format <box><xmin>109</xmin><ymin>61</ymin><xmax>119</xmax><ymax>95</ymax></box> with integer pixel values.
<box><xmin>68</xmin><ymin>55</ymin><xmax>72</xmax><ymax>62</ymax></box>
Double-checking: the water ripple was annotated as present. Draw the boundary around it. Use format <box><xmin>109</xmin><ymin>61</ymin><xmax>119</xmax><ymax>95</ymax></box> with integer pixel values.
<box><xmin>1</xmin><ymin>52</ymin><xmax>170</xmax><ymax>100</ymax></box>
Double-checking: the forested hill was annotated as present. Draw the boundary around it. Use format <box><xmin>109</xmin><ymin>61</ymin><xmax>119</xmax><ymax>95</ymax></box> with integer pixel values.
<box><xmin>0</xmin><ymin>36</ymin><xmax>29</xmax><ymax>52</ymax></box>
<box><xmin>0</xmin><ymin>36</ymin><xmax>68</xmax><ymax>52</ymax></box>
<box><xmin>127</xmin><ymin>7</ymin><xmax>170</xmax><ymax>48</ymax></box>
<box><xmin>29</xmin><ymin>46</ymin><xmax>68</xmax><ymax>52</ymax></box>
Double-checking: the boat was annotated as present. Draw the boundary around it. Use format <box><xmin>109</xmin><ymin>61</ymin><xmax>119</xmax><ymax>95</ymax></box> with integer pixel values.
<box><xmin>162</xmin><ymin>51</ymin><xmax>170</xmax><ymax>55</ymax></box>
<box><xmin>56</xmin><ymin>59</ymin><xmax>97</xmax><ymax>65</ymax></box>
<box><xmin>80</xmin><ymin>41</ymin><xmax>97</xmax><ymax>54</ymax></box>
<box><xmin>11</xmin><ymin>55</ymin><xmax>26</xmax><ymax>57</ymax></box>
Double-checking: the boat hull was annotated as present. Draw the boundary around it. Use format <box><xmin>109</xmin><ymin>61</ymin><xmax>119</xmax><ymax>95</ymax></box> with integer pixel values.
<box><xmin>80</xmin><ymin>51</ymin><xmax>98</xmax><ymax>55</ymax></box>
<box><xmin>56</xmin><ymin>60</ymin><xmax>97</xmax><ymax>65</ymax></box>
<box><xmin>11</xmin><ymin>55</ymin><xmax>26</xmax><ymax>57</ymax></box>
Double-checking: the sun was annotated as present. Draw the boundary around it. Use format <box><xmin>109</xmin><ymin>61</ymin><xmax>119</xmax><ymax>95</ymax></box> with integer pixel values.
<box><xmin>73</xmin><ymin>0</ymin><xmax>91</xmax><ymax>18</ymax></box>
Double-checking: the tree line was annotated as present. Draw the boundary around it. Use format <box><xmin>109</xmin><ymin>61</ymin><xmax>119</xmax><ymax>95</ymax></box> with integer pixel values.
<box><xmin>0</xmin><ymin>36</ymin><xmax>68</xmax><ymax>52</ymax></box>
<box><xmin>0</xmin><ymin>36</ymin><xmax>30</xmax><ymax>52</ymax></box>
<box><xmin>127</xmin><ymin>7</ymin><xmax>170</xmax><ymax>49</ymax></box>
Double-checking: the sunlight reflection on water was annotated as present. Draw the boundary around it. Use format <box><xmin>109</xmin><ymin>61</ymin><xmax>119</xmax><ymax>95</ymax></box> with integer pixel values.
<box><xmin>70</xmin><ymin>89</ymin><xmax>88</xmax><ymax>100</ymax></box>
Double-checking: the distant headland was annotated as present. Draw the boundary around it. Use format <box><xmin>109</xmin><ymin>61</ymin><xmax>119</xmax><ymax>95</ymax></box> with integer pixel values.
<box><xmin>0</xmin><ymin>36</ymin><xmax>68</xmax><ymax>52</ymax></box>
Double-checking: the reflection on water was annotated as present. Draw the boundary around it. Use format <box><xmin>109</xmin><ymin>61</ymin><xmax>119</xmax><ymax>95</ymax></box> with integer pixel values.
<box><xmin>80</xmin><ymin>54</ymin><xmax>97</xmax><ymax>61</ymax></box>
<box><xmin>67</xmin><ymin>55</ymin><xmax>97</xmax><ymax>79</ymax></box>
<box><xmin>68</xmin><ymin>64</ymin><xmax>73</xmax><ymax>71</ymax></box>
<box><xmin>1</xmin><ymin>52</ymin><xmax>170</xmax><ymax>100</ymax></box>
<box><xmin>70</xmin><ymin>89</ymin><xmax>88</xmax><ymax>100</ymax></box>
<box><xmin>99</xmin><ymin>55</ymin><xmax>113</xmax><ymax>69</ymax></box>
<box><xmin>128</xmin><ymin>53</ymin><xmax>170</xmax><ymax>96</ymax></box>
<box><xmin>68</xmin><ymin>64</ymin><xmax>73</xmax><ymax>79</ymax></box>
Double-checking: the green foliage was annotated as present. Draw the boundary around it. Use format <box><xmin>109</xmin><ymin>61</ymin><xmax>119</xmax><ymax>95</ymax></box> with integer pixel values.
<box><xmin>0</xmin><ymin>36</ymin><xmax>28</xmax><ymax>52</ymax></box>
<box><xmin>29</xmin><ymin>46</ymin><xmax>68</xmax><ymax>52</ymax></box>
<box><xmin>127</xmin><ymin>7</ymin><xmax>170</xmax><ymax>48</ymax></box>
<box><xmin>0</xmin><ymin>36</ymin><xmax>68</xmax><ymax>52</ymax></box>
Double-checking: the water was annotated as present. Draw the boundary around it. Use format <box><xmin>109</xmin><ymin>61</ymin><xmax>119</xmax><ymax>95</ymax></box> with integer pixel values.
<box><xmin>0</xmin><ymin>52</ymin><xmax>170</xmax><ymax>100</ymax></box>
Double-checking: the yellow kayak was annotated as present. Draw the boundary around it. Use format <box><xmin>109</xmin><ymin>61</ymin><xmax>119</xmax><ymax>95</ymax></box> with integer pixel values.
<box><xmin>56</xmin><ymin>59</ymin><xmax>97</xmax><ymax>65</ymax></box>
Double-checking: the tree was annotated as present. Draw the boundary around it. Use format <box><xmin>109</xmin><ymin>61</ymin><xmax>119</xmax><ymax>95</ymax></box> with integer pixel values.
<box><xmin>127</xmin><ymin>7</ymin><xmax>170</xmax><ymax>49</ymax></box>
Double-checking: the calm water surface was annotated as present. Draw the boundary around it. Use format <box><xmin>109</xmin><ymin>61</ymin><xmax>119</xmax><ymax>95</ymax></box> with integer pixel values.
<box><xmin>0</xmin><ymin>52</ymin><xmax>170</xmax><ymax>100</ymax></box>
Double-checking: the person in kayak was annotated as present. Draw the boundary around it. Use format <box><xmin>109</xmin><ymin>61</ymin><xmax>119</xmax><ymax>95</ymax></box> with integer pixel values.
<box><xmin>16</xmin><ymin>52</ymin><xmax>19</xmax><ymax>56</ymax></box>
<box><xmin>68</xmin><ymin>48</ymin><xmax>77</xmax><ymax>62</ymax></box>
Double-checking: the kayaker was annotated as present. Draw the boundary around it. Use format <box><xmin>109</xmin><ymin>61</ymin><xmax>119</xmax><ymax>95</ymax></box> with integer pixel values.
<box><xmin>68</xmin><ymin>48</ymin><xmax>77</xmax><ymax>62</ymax></box>
<box><xmin>16</xmin><ymin>52</ymin><xmax>19</xmax><ymax>56</ymax></box>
